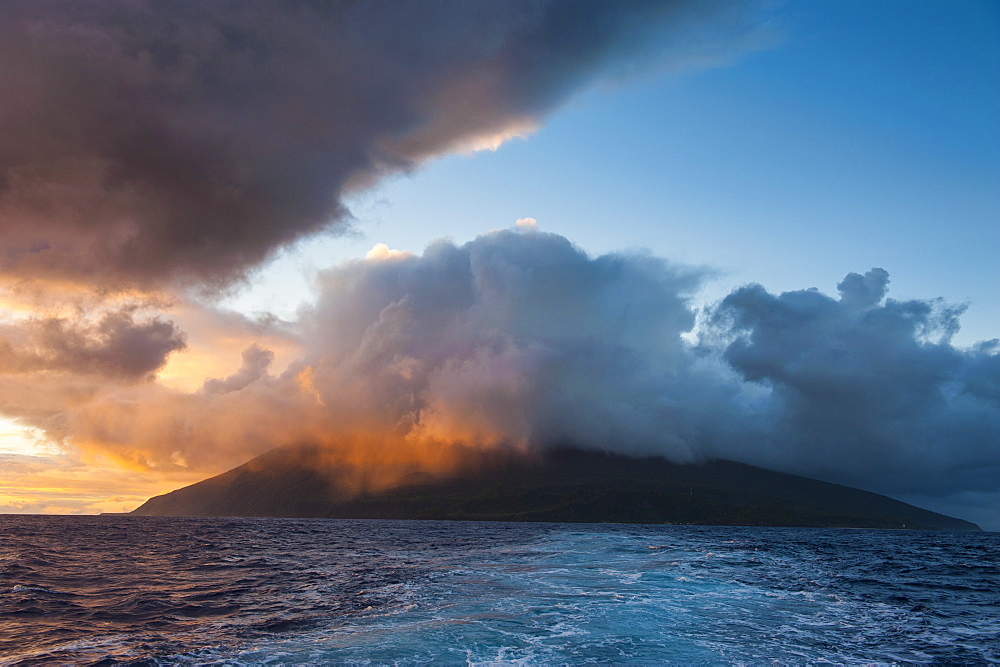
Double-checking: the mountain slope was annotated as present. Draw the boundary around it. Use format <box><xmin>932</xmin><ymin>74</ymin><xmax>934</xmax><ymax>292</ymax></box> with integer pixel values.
<box><xmin>132</xmin><ymin>445</ymin><xmax>979</xmax><ymax>530</ymax></box>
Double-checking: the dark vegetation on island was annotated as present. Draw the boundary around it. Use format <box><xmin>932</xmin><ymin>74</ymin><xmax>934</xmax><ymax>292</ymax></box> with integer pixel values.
<box><xmin>132</xmin><ymin>445</ymin><xmax>980</xmax><ymax>530</ymax></box>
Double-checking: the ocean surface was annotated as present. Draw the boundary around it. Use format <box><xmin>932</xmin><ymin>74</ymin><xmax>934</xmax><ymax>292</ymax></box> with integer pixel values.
<box><xmin>1</xmin><ymin>516</ymin><xmax>997</xmax><ymax>665</ymax></box>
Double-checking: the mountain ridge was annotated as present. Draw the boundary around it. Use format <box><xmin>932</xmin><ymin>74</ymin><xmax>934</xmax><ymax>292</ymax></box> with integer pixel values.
<box><xmin>132</xmin><ymin>445</ymin><xmax>980</xmax><ymax>530</ymax></box>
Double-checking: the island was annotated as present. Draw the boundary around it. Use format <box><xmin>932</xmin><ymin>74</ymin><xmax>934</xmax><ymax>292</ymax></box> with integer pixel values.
<box><xmin>132</xmin><ymin>445</ymin><xmax>979</xmax><ymax>530</ymax></box>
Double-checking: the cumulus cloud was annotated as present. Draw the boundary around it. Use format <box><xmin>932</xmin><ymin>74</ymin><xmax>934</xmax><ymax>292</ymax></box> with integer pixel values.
<box><xmin>6</xmin><ymin>1</ymin><xmax>994</xmax><ymax>526</ymax></box>
<box><xmin>299</xmin><ymin>229</ymin><xmax>717</xmax><ymax>457</ymax></box>
<box><xmin>35</xmin><ymin>230</ymin><xmax>715</xmax><ymax>476</ymax></box>
<box><xmin>0</xmin><ymin>0</ymin><xmax>763</xmax><ymax>289</ymax></box>
<box><xmin>1</xmin><ymin>228</ymin><xmax>996</xmax><ymax>525</ymax></box>
<box><xmin>710</xmin><ymin>272</ymin><xmax>1000</xmax><ymax>505</ymax></box>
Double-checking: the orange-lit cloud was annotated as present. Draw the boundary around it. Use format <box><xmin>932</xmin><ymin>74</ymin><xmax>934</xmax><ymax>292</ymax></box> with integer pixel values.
<box><xmin>0</xmin><ymin>227</ymin><xmax>998</xmax><ymax>529</ymax></box>
<box><xmin>0</xmin><ymin>2</ymin><xmax>995</xmax><ymax>532</ymax></box>
<box><xmin>0</xmin><ymin>1</ymin><xmax>774</xmax><ymax>512</ymax></box>
<box><xmin>3</xmin><ymin>230</ymin><xmax>710</xmax><ymax>481</ymax></box>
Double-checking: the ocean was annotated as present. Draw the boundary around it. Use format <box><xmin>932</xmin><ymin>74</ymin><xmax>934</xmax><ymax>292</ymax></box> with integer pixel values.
<box><xmin>1</xmin><ymin>516</ymin><xmax>997</xmax><ymax>665</ymax></box>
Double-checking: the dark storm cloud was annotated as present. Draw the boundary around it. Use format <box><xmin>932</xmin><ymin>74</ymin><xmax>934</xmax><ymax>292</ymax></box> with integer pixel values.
<box><xmin>0</xmin><ymin>0</ymin><xmax>759</xmax><ymax>288</ymax></box>
<box><xmin>0</xmin><ymin>310</ymin><xmax>186</xmax><ymax>381</ymax></box>
<box><xmin>711</xmin><ymin>270</ymin><xmax>1000</xmax><ymax>502</ymax></box>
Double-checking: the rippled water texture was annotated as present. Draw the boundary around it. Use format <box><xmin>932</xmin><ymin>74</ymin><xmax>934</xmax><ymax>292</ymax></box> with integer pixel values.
<box><xmin>1</xmin><ymin>516</ymin><xmax>998</xmax><ymax>664</ymax></box>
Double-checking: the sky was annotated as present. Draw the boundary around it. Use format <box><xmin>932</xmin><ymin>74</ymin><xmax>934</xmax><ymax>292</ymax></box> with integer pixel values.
<box><xmin>0</xmin><ymin>0</ymin><xmax>998</xmax><ymax>528</ymax></box>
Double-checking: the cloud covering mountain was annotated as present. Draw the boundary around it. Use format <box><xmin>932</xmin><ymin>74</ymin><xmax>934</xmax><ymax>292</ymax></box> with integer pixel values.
<box><xmin>710</xmin><ymin>269</ymin><xmax>1000</xmax><ymax>519</ymax></box>
<box><xmin>0</xmin><ymin>1</ymin><xmax>995</xmax><ymax>528</ymax></box>
<box><xmin>3</xmin><ymin>227</ymin><xmax>996</xmax><ymax>525</ymax></box>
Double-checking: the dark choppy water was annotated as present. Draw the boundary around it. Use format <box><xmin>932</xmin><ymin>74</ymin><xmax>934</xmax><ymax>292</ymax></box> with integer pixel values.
<box><xmin>0</xmin><ymin>516</ymin><xmax>997</xmax><ymax>665</ymax></box>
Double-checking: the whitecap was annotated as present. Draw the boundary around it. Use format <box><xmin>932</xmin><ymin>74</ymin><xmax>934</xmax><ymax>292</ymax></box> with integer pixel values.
<box><xmin>7</xmin><ymin>583</ymin><xmax>67</xmax><ymax>595</ymax></box>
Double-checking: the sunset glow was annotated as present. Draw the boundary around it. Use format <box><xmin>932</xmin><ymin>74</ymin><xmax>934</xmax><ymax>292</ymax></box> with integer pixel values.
<box><xmin>0</xmin><ymin>0</ymin><xmax>997</xmax><ymax>531</ymax></box>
